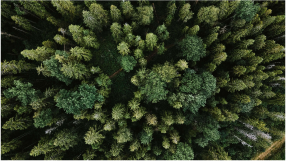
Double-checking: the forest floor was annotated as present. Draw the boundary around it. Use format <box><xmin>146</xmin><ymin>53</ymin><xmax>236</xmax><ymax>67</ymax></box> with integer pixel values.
<box><xmin>252</xmin><ymin>136</ymin><xmax>285</xmax><ymax>160</ymax></box>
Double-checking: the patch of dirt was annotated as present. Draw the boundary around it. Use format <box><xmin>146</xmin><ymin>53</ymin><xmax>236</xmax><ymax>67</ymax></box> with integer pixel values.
<box><xmin>252</xmin><ymin>136</ymin><xmax>285</xmax><ymax>160</ymax></box>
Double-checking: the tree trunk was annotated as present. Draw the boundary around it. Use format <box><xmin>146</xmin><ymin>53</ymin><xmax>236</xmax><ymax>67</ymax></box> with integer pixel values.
<box><xmin>1</xmin><ymin>32</ymin><xmax>25</xmax><ymax>40</ymax></box>
<box><xmin>13</xmin><ymin>27</ymin><xmax>31</xmax><ymax>35</ymax></box>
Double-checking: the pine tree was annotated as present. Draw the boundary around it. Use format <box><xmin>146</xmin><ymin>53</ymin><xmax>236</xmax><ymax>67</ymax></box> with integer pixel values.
<box><xmin>110</xmin><ymin>5</ymin><xmax>122</xmax><ymax>22</ymax></box>
<box><xmin>119</xmin><ymin>55</ymin><xmax>137</xmax><ymax>72</ymax></box>
<box><xmin>20</xmin><ymin>1</ymin><xmax>49</xmax><ymax>19</ymax></box>
<box><xmin>53</xmin><ymin>129</ymin><xmax>78</xmax><ymax>150</ymax></box>
<box><xmin>117</xmin><ymin>41</ymin><xmax>130</xmax><ymax>56</ymax></box>
<box><xmin>110</xmin><ymin>23</ymin><xmax>123</xmax><ymax>43</ymax></box>
<box><xmin>1</xmin><ymin>139</ymin><xmax>22</xmax><ymax>155</ymax></box>
<box><xmin>145</xmin><ymin>33</ymin><xmax>158</xmax><ymax>51</ymax></box>
<box><xmin>1</xmin><ymin>60</ymin><xmax>34</xmax><ymax>75</ymax></box>
<box><xmin>84</xmin><ymin>125</ymin><xmax>105</xmax><ymax>145</ymax></box>
<box><xmin>177</xmin><ymin>35</ymin><xmax>206</xmax><ymax>61</ymax></box>
<box><xmin>55</xmin><ymin>84</ymin><xmax>104</xmax><ymax>115</ymax></box>
<box><xmin>155</xmin><ymin>24</ymin><xmax>169</xmax><ymax>41</ymax></box>
<box><xmin>83</xmin><ymin>3</ymin><xmax>109</xmax><ymax>32</ymax></box>
<box><xmin>51</xmin><ymin>0</ymin><xmax>77</xmax><ymax>21</ymax></box>
<box><xmin>234</xmin><ymin>0</ymin><xmax>260</xmax><ymax>22</ymax></box>
<box><xmin>197</xmin><ymin>5</ymin><xmax>220</xmax><ymax>24</ymax></box>
<box><xmin>121</xmin><ymin>1</ymin><xmax>134</xmax><ymax>19</ymax></box>
<box><xmin>115</xmin><ymin>127</ymin><xmax>133</xmax><ymax>143</ymax></box>
<box><xmin>11</xmin><ymin>15</ymin><xmax>32</xmax><ymax>31</ymax></box>
<box><xmin>21</xmin><ymin>47</ymin><xmax>55</xmax><ymax>61</ymax></box>
<box><xmin>134</xmin><ymin>5</ymin><xmax>154</xmax><ymax>25</ymax></box>
<box><xmin>179</xmin><ymin>3</ymin><xmax>193</xmax><ymax>23</ymax></box>
<box><xmin>165</xmin><ymin>2</ymin><xmax>176</xmax><ymax>26</ymax></box>
<box><xmin>54</xmin><ymin>34</ymin><xmax>70</xmax><ymax>45</ymax></box>
<box><xmin>70</xmin><ymin>46</ymin><xmax>92</xmax><ymax>61</ymax></box>
<box><xmin>2</xmin><ymin>115</ymin><xmax>32</xmax><ymax>130</ymax></box>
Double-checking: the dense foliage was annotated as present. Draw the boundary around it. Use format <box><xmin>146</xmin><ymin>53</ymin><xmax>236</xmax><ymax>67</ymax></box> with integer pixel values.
<box><xmin>1</xmin><ymin>0</ymin><xmax>285</xmax><ymax>160</ymax></box>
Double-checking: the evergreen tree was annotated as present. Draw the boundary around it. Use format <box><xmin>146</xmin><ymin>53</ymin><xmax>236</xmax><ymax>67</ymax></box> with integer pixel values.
<box><xmin>110</xmin><ymin>5</ymin><xmax>122</xmax><ymax>22</ymax></box>
<box><xmin>177</xmin><ymin>35</ymin><xmax>206</xmax><ymax>61</ymax></box>
<box><xmin>197</xmin><ymin>6</ymin><xmax>220</xmax><ymax>24</ymax></box>
<box><xmin>55</xmin><ymin>84</ymin><xmax>104</xmax><ymax>115</ymax></box>
<box><xmin>83</xmin><ymin>3</ymin><xmax>109</xmax><ymax>32</ymax></box>
<box><xmin>11</xmin><ymin>15</ymin><xmax>32</xmax><ymax>31</ymax></box>
<box><xmin>179</xmin><ymin>3</ymin><xmax>193</xmax><ymax>23</ymax></box>
<box><xmin>145</xmin><ymin>33</ymin><xmax>158</xmax><ymax>51</ymax></box>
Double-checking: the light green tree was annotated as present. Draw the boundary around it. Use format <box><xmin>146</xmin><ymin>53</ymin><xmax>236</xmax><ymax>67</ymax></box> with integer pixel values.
<box><xmin>197</xmin><ymin>6</ymin><xmax>220</xmax><ymax>24</ymax></box>
<box><xmin>146</xmin><ymin>33</ymin><xmax>158</xmax><ymax>51</ymax></box>
<box><xmin>134</xmin><ymin>5</ymin><xmax>154</xmax><ymax>25</ymax></box>
<box><xmin>117</xmin><ymin>41</ymin><xmax>130</xmax><ymax>56</ymax></box>
<box><xmin>83</xmin><ymin>3</ymin><xmax>109</xmax><ymax>32</ymax></box>
<box><xmin>70</xmin><ymin>46</ymin><xmax>92</xmax><ymax>61</ymax></box>
<box><xmin>110</xmin><ymin>23</ymin><xmax>123</xmax><ymax>43</ymax></box>
<box><xmin>179</xmin><ymin>3</ymin><xmax>194</xmax><ymax>23</ymax></box>
<box><xmin>11</xmin><ymin>15</ymin><xmax>32</xmax><ymax>31</ymax></box>
<box><xmin>21</xmin><ymin>47</ymin><xmax>55</xmax><ymax>62</ymax></box>
<box><xmin>110</xmin><ymin>5</ymin><xmax>122</xmax><ymax>22</ymax></box>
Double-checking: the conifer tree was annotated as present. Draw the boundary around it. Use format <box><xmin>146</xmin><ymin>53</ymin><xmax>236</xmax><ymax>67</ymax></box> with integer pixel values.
<box><xmin>110</xmin><ymin>5</ymin><xmax>122</xmax><ymax>22</ymax></box>
<box><xmin>11</xmin><ymin>15</ymin><xmax>32</xmax><ymax>31</ymax></box>
<box><xmin>179</xmin><ymin>3</ymin><xmax>193</xmax><ymax>23</ymax></box>
<box><xmin>145</xmin><ymin>33</ymin><xmax>158</xmax><ymax>51</ymax></box>
<box><xmin>135</xmin><ymin>5</ymin><xmax>154</xmax><ymax>25</ymax></box>
<box><xmin>197</xmin><ymin>6</ymin><xmax>220</xmax><ymax>24</ymax></box>
<box><xmin>117</xmin><ymin>41</ymin><xmax>130</xmax><ymax>56</ymax></box>
<box><xmin>20</xmin><ymin>1</ymin><xmax>49</xmax><ymax>19</ymax></box>
<box><xmin>21</xmin><ymin>47</ymin><xmax>55</xmax><ymax>61</ymax></box>
<box><xmin>121</xmin><ymin>1</ymin><xmax>134</xmax><ymax>19</ymax></box>
<box><xmin>70</xmin><ymin>46</ymin><xmax>92</xmax><ymax>61</ymax></box>
<box><xmin>83</xmin><ymin>3</ymin><xmax>109</xmax><ymax>32</ymax></box>
<box><xmin>177</xmin><ymin>35</ymin><xmax>206</xmax><ymax>61</ymax></box>
<box><xmin>110</xmin><ymin>23</ymin><xmax>123</xmax><ymax>43</ymax></box>
<box><xmin>51</xmin><ymin>0</ymin><xmax>77</xmax><ymax>21</ymax></box>
<box><xmin>1</xmin><ymin>60</ymin><xmax>34</xmax><ymax>75</ymax></box>
<box><xmin>2</xmin><ymin>115</ymin><xmax>32</xmax><ymax>130</ymax></box>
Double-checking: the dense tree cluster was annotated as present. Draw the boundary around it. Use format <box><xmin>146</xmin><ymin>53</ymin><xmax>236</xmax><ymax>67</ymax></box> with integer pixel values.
<box><xmin>1</xmin><ymin>0</ymin><xmax>285</xmax><ymax>160</ymax></box>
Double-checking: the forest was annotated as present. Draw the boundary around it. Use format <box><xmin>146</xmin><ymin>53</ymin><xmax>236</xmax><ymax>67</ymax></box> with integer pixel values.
<box><xmin>1</xmin><ymin>0</ymin><xmax>285</xmax><ymax>160</ymax></box>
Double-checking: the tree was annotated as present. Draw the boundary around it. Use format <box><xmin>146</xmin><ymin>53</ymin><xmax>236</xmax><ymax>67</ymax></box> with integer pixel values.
<box><xmin>54</xmin><ymin>34</ymin><xmax>70</xmax><ymax>45</ymax></box>
<box><xmin>1</xmin><ymin>60</ymin><xmax>34</xmax><ymax>75</ymax></box>
<box><xmin>178</xmin><ymin>69</ymin><xmax>216</xmax><ymax>113</ymax></box>
<box><xmin>134</xmin><ymin>5</ymin><xmax>153</xmax><ymax>25</ymax></box>
<box><xmin>121</xmin><ymin>1</ymin><xmax>134</xmax><ymax>19</ymax></box>
<box><xmin>21</xmin><ymin>47</ymin><xmax>55</xmax><ymax>61</ymax></box>
<box><xmin>1</xmin><ymin>139</ymin><xmax>22</xmax><ymax>155</ymax></box>
<box><xmin>164</xmin><ymin>142</ymin><xmax>194</xmax><ymax>160</ymax></box>
<box><xmin>202</xmin><ymin>144</ymin><xmax>231</xmax><ymax>160</ymax></box>
<box><xmin>11</xmin><ymin>15</ymin><xmax>32</xmax><ymax>31</ymax></box>
<box><xmin>110</xmin><ymin>22</ymin><xmax>123</xmax><ymax>43</ymax></box>
<box><xmin>234</xmin><ymin>0</ymin><xmax>260</xmax><ymax>22</ymax></box>
<box><xmin>69</xmin><ymin>25</ymin><xmax>100</xmax><ymax>49</ymax></box>
<box><xmin>204</xmin><ymin>33</ymin><xmax>218</xmax><ymax>47</ymax></box>
<box><xmin>33</xmin><ymin>108</ymin><xmax>53</xmax><ymax>128</ymax></box>
<box><xmin>233</xmin><ymin>65</ymin><xmax>247</xmax><ymax>76</ymax></box>
<box><xmin>213</xmin><ymin>52</ymin><xmax>227</xmax><ymax>65</ymax></box>
<box><xmin>155</xmin><ymin>24</ymin><xmax>169</xmax><ymax>41</ymax></box>
<box><xmin>137</xmin><ymin>71</ymin><xmax>168</xmax><ymax>103</ymax></box>
<box><xmin>51</xmin><ymin>0</ymin><xmax>77</xmax><ymax>21</ymax></box>
<box><xmin>83</xmin><ymin>3</ymin><xmax>109</xmax><ymax>32</ymax></box>
<box><xmin>175</xmin><ymin>59</ymin><xmax>188</xmax><ymax>71</ymax></box>
<box><xmin>177</xmin><ymin>35</ymin><xmax>206</xmax><ymax>61</ymax></box>
<box><xmin>145</xmin><ymin>33</ymin><xmax>158</xmax><ymax>51</ymax></box>
<box><xmin>119</xmin><ymin>55</ymin><xmax>137</xmax><ymax>72</ymax></box>
<box><xmin>115</xmin><ymin>128</ymin><xmax>133</xmax><ymax>143</ymax></box>
<box><xmin>112</xmin><ymin>103</ymin><xmax>126</xmax><ymax>121</ymax></box>
<box><xmin>3</xmin><ymin>80</ymin><xmax>39</xmax><ymax>106</ymax></box>
<box><xmin>61</xmin><ymin>63</ymin><xmax>89</xmax><ymax>80</ymax></box>
<box><xmin>20</xmin><ymin>1</ymin><xmax>48</xmax><ymax>19</ymax></box>
<box><xmin>84</xmin><ymin>125</ymin><xmax>105</xmax><ymax>145</ymax></box>
<box><xmin>165</xmin><ymin>1</ymin><xmax>176</xmax><ymax>26</ymax></box>
<box><xmin>42</xmin><ymin>53</ymin><xmax>72</xmax><ymax>85</ymax></box>
<box><xmin>197</xmin><ymin>6</ymin><xmax>220</xmax><ymax>24</ymax></box>
<box><xmin>179</xmin><ymin>3</ymin><xmax>194</xmax><ymax>23</ymax></box>
<box><xmin>110</xmin><ymin>5</ymin><xmax>122</xmax><ymax>22</ymax></box>
<box><xmin>117</xmin><ymin>41</ymin><xmax>130</xmax><ymax>56</ymax></box>
<box><xmin>70</xmin><ymin>46</ymin><xmax>92</xmax><ymax>61</ymax></box>
<box><xmin>2</xmin><ymin>115</ymin><xmax>32</xmax><ymax>130</ymax></box>
<box><xmin>53</xmin><ymin>129</ymin><xmax>78</xmax><ymax>150</ymax></box>
<box><xmin>55</xmin><ymin>84</ymin><xmax>104</xmax><ymax>115</ymax></box>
